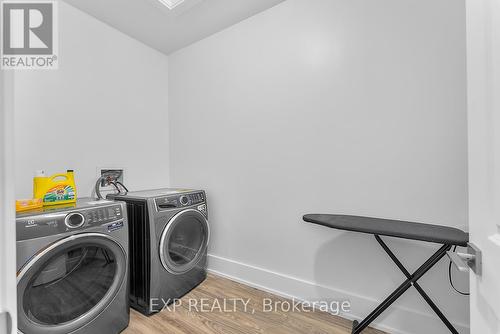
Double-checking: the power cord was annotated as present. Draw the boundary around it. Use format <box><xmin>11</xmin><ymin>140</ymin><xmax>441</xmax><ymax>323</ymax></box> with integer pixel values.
<box><xmin>94</xmin><ymin>172</ymin><xmax>129</xmax><ymax>199</ymax></box>
<box><xmin>448</xmin><ymin>245</ymin><xmax>470</xmax><ymax>296</ymax></box>
<box><xmin>114</xmin><ymin>181</ymin><xmax>129</xmax><ymax>193</ymax></box>
<box><xmin>94</xmin><ymin>175</ymin><xmax>107</xmax><ymax>199</ymax></box>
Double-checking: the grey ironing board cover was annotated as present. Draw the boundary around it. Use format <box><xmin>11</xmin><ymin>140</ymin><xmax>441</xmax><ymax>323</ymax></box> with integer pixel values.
<box><xmin>303</xmin><ymin>214</ymin><xmax>469</xmax><ymax>247</ymax></box>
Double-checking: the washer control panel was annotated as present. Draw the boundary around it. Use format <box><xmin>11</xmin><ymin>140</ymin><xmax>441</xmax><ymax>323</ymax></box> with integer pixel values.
<box><xmin>17</xmin><ymin>204</ymin><xmax>123</xmax><ymax>241</ymax></box>
<box><xmin>84</xmin><ymin>206</ymin><xmax>122</xmax><ymax>225</ymax></box>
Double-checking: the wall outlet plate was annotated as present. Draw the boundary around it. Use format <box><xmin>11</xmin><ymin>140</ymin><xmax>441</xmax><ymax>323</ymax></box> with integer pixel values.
<box><xmin>98</xmin><ymin>168</ymin><xmax>124</xmax><ymax>187</ymax></box>
<box><xmin>467</xmin><ymin>243</ymin><xmax>482</xmax><ymax>276</ymax></box>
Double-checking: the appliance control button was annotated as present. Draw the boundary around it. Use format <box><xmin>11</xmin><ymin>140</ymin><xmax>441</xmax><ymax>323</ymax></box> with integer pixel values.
<box><xmin>65</xmin><ymin>212</ymin><xmax>85</xmax><ymax>228</ymax></box>
<box><xmin>180</xmin><ymin>195</ymin><xmax>189</xmax><ymax>206</ymax></box>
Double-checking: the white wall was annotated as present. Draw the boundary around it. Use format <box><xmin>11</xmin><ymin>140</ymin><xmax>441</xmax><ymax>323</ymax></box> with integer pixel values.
<box><xmin>14</xmin><ymin>1</ymin><xmax>169</xmax><ymax>198</ymax></box>
<box><xmin>168</xmin><ymin>0</ymin><xmax>469</xmax><ymax>333</ymax></box>
<box><xmin>1</xmin><ymin>71</ymin><xmax>17</xmax><ymax>333</ymax></box>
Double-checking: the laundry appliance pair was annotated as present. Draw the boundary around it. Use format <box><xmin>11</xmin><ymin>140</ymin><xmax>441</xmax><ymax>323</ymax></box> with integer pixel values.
<box><xmin>15</xmin><ymin>188</ymin><xmax>209</xmax><ymax>334</ymax></box>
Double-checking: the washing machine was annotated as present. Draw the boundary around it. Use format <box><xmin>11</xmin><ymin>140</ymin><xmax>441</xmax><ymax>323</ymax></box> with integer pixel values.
<box><xmin>16</xmin><ymin>199</ymin><xmax>129</xmax><ymax>334</ymax></box>
<box><xmin>108</xmin><ymin>188</ymin><xmax>209</xmax><ymax>315</ymax></box>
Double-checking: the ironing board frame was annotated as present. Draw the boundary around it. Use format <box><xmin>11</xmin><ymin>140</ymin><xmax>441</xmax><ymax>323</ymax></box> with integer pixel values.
<box><xmin>351</xmin><ymin>235</ymin><xmax>457</xmax><ymax>334</ymax></box>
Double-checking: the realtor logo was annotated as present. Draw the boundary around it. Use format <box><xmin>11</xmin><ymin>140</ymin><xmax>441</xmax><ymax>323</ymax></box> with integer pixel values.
<box><xmin>1</xmin><ymin>0</ymin><xmax>58</xmax><ymax>69</ymax></box>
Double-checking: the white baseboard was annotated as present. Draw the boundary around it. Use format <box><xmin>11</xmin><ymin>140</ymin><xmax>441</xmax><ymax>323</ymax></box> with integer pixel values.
<box><xmin>207</xmin><ymin>254</ymin><xmax>469</xmax><ymax>334</ymax></box>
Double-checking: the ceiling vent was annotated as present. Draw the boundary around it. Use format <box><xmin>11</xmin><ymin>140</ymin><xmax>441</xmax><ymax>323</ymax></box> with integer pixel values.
<box><xmin>157</xmin><ymin>0</ymin><xmax>185</xmax><ymax>10</ymax></box>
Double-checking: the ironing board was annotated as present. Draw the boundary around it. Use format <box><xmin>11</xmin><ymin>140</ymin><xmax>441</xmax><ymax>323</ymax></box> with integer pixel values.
<box><xmin>302</xmin><ymin>214</ymin><xmax>469</xmax><ymax>334</ymax></box>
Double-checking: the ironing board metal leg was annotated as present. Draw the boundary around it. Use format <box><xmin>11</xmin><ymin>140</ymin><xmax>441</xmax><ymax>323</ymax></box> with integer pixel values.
<box><xmin>351</xmin><ymin>239</ymin><xmax>454</xmax><ymax>334</ymax></box>
<box><xmin>352</xmin><ymin>277</ymin><xmax>412</xmax><ymax>334</ymax></box>
<box><xmin>374</xmin><ymin>236</ymin><xmax>459</xmax><ymax>334</ymax></box>
<box><xmin>412</xmin><ymin>284</ymin><xmax>459</xmax><ymax>334</ymax></box>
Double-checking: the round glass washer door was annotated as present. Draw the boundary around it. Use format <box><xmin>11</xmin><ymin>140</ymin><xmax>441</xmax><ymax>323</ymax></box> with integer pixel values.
<box><xmin>159</xmin><ymin>209</ymin><xmax>209</xmax><ymax>274</ymax></box>
<box><xmin>17</xmin><ymin>233</ymin><xmax>126</xmax><ymax>334</ymax></box>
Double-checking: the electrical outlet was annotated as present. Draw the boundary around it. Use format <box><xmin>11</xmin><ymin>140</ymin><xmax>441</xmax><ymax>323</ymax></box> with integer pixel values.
<box><xmin>98</xmin><ymin>168</ymin><xmax>124</xmax><ymax>187</ymax></box>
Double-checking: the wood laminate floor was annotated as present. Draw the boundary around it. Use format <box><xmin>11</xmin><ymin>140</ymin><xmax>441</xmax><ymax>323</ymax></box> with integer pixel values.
<box><xmin>124</xmin><ymin>273</ymin><xmax>386</xmax><ymax>334</ymax></box>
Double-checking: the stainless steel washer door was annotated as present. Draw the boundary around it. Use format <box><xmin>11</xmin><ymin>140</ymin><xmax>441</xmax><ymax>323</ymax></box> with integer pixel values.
<box><xmin>159</xmin><ymin>209</ymin><xmax>209</xmax><ymax>274</ymax></box>
<box><xmin>17</xmin><ymin>233</ymin><xmax>127</xmax><ymax>334</ymax></box>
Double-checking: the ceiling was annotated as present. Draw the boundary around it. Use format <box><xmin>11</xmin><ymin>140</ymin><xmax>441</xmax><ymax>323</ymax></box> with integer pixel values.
<box><xmin>64</xmin><ymin>0</ymin><xmax>287</xmax><ymax>55</ymax></box>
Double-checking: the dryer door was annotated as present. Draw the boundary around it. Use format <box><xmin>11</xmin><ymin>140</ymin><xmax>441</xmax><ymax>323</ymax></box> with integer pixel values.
<box><xmin>17</xmin><ymin>233</ymin><xmax>127</xmax><ymax>334</ymax></box>
<box><xmin>159</xmin><ymin>209</ymin><xmax>209</xmax><ymax>274</ymax></box>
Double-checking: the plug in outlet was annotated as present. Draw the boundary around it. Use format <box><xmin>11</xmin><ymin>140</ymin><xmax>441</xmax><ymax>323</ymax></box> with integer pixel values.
<box><xmin>99</xmin><ymin>168</ymin><xmax>124</xmax><ymax>187</ymax></box>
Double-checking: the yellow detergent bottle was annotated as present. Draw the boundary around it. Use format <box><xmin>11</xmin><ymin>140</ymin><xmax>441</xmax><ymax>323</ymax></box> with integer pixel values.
<box><xmin>34</xmin><ymin>170</ymin><xmax>77</xmax><ymax>206</ymax></box>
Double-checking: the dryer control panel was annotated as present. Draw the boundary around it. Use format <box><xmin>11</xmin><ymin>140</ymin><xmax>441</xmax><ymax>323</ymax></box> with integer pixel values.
<box><xmin>186</xmin><ymin>192</ymin><xmax>205</xmax><ymax>205</ymax></box>
<box><xmin>155</xmin><ymin>191</ymin><xmax>205</xmax><ymax>211</ymax></box>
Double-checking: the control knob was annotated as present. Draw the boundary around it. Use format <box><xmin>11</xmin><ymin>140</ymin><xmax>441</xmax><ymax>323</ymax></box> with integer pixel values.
<box><xmin>65</xmin><ymin>212</ymin><xmax>85</xmax><ymax>228</ymax></box>
<box><xmin>180</xmin><ymin>195</ymin><xmax>189</xmax><ymax>206</ymax></box>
